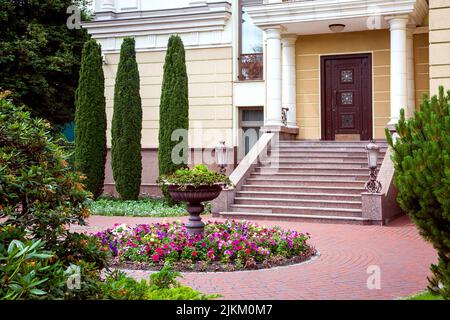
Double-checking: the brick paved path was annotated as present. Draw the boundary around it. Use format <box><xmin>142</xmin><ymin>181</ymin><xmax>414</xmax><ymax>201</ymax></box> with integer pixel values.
<box><xmin>75</xmin><ymin>215</ymin><xmax>437</xmax><ymax>300</ymax></box>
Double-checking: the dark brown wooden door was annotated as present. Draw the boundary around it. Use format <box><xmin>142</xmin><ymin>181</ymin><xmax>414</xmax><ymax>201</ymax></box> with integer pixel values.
<box><xmin>321</xmin><ymin>54</ymin><xmax>372</xmax><ymax>141</ymax></box>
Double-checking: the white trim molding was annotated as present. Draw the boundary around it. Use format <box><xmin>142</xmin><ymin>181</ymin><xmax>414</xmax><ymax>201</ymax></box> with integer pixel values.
<box><xmin>244</xmin><ymin>0</ymin><xmax>428</xmax><ymax>29</ymax></box>
<box><xmin>82</xmin><ymin>1</ymin><xmax>232</xmax><ymax>51</ymax></box>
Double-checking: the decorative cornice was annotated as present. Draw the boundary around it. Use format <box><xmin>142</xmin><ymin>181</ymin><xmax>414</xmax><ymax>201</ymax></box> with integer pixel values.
<box><xmin>82</xmin><ymin>2</ymin><xmax>232</xmax><ymax>39</ymax></box>
<box><xmin>244</xmin><ymin>0</ymin><xmax>428</xmax><ymax>28</ymax></box>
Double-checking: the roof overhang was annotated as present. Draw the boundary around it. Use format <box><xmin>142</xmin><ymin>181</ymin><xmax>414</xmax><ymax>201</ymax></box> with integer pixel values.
<box><xmin>244</xmin><ymin>0</ymin><xmax>428</xmax><ymax>34</ymax></box>
<box><xmin>82</xmin><ymin>1</ymin><xmax>232</xmax><ymax>39</ymax></box>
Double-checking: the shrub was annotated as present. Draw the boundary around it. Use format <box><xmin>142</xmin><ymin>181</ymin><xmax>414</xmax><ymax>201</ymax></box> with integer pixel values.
<box><xmin>0</xmin><ymin>97</ymin><xmax>107</xmax><ymax>299</ymax></box>
<box><xmin>111</xmin><ymin>37</ymin><xmax>142</xmax><ymax>200</ymax></box>
<box><xmin>100</xmin><ymin>265</ymin><xmax>218</xmax><ymax>300</ymax></box>
<box><xmin>386</xmin><ymin>86</ymin><xmax>449</xmax><ymax>299</ymax></box>
<box><xmin>158</xmin><ymin>35</ymin><xmax>189</xmax><ymax>203</ymax></box>
<box><xmin>74</xmin><ymin>39</ymin><xmax>107</xmax><ymax>199</ymax></box>
<box><xmin>0</xmin><ymin>238</ymin><xmax>65</xmax><ymax>300</ymax></box>
<box><xmin>0</xmin><ymin>97</ymin><xmax>92</xmax><ymax>247</ymax></box>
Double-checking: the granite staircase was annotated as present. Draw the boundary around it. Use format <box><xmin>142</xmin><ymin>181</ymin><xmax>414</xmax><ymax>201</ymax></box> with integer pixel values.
<box><xmin>218</xmin><ymin>140</ymin><xmax>388</xmax><ymax>224</ymax></box>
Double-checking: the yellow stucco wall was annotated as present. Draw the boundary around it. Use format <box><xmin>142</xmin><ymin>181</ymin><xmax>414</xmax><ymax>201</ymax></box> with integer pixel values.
<box><xmin>414</xmin><ymin>33</ymin><xmax>430</xmax><ymax>108</ymax></box>
<box><xmin>295</xmin><ymin>30</ymin><xmax>391</xmax><ymax>140</ymax></box>
<box><xmin>103</xmin><ymin>47</ymin><xmax>233</xmax><ymax>148</ymax></box>
<box><xmin>429</xmin><ymin>0</ymin><xmax>450</xmax><ymax>94</ymax></box>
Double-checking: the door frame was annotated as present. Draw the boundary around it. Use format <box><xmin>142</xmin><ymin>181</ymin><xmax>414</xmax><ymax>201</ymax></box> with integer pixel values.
<box><xmin>320</xmin><ymin>53</ymin><xmax>373</xmax><ymax>141</ymax></box>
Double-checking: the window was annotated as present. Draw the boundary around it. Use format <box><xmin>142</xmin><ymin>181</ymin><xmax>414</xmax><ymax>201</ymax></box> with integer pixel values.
<box><xmin>239</xmin><ymin>1</ymin><xmax>263</xmax><ymax>80</ymax></box>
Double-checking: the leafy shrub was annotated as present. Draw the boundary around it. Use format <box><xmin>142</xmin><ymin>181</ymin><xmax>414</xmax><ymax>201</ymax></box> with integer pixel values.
<box><xmin>0</xmin><ymin>237</ymin><xmax>67</xmax><ymax>300</ymax></box>
<box><xmin>111</xmin><ymin>37</ymin><xmax>142</xmax><ymax>200</ymax></box>
<box><xmin>158</xmin><ymin>164</ymin><xmax>233</xmax><ymax>190</ymax></box>
<box><xmin>101</xmin><ymin>265</ymin><xmax>218</xmax><ymax>300</ymax></box>
<box><xmin>0</xmin><ymin>97</ymin><xmax>92</xmax><ymax>248</ymax></box>
<box><xmin>101</xmin><ymin>270</ymin><xmax>149</xmax><ymax>300</ymax></box>
<box><xmin>158</xmin><ymin>35</ymin><xmax>189</xmax><ymax>203</ymax></box>
<box><xmin>74</xmin><ymin>39</ymin><xmax>107</xmax><ymax>199</ymax></box>
<box><xmin>386</xmin><ymin>86</ymin><xmax>449</xmax><ymax>299</ymax></box>
<box><xmin>0</xmin><ymin>97</ymin><xmax>107</xmax><ymax>299</ymax></box>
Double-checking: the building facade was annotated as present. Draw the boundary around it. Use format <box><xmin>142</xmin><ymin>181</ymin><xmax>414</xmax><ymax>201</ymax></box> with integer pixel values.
<box><xmin>83</xmin><ymin>1</ymin><xmax>445</xmax><ymax>222</ymax></box>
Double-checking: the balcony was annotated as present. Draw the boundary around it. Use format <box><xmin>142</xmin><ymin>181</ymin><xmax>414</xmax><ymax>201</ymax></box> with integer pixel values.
<box><xmin>238</xmin><ymin>53</ymin><xmax>263</xmax><ymax>81</ymax></box>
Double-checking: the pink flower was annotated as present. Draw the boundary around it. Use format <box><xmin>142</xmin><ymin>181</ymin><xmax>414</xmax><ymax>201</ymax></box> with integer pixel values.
<box><xmin>152</xmin><ymin>254</ymin><xmax>159</xmax><ymax>262</ymax></box>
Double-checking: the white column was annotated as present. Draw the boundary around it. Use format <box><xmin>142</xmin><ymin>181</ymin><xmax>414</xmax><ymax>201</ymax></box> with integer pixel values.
<box><xmin>387</xmin><ymin>17</ymin><xmax>409</xmax><ymax>125</ymax></box>
<box><xmin>406</xmin><ymin>24</ymin><xmax>416</xmax><ymax>119</ymax></box>
<box><xmin>265</xmin><ymin>27</ymin><xmax>282</xmax><ymax>126</ymax></box>
<box><xmin>282</xmin><ymin>35</ymin><xmax>298</xmax><ymax>128</ymax></box>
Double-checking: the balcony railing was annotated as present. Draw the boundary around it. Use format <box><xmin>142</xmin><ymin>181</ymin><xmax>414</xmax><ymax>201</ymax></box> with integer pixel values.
<box><xmin>238</xmin><ymin>53</ymin><xmax>263</xmax><ymax>81</ymax></box>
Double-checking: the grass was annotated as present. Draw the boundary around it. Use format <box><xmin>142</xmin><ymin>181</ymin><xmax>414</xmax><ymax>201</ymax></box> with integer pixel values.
<box><xmin>89</xmin><ymin>196</ymin><xmax>211</xmax><ymax>217</ymax></box>
<box><xmin>403</xmin><ymin>290</ymin><xmax>444</xmax><ymax>300</ymax></box>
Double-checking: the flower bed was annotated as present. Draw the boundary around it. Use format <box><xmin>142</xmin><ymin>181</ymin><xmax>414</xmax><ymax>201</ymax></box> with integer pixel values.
<box><xmin>96</xmin><ymin>220</ymin><xmax>316</xmax><ymax>272</ymax></box>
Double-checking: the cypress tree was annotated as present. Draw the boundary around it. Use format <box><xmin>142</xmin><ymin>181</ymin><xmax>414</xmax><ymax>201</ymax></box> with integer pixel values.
<box><xmin>386</xmin><ymin>86</ymin><xmax>449</xmax><ymax>298</ymax></box>
<box><xmin>74</xmin><ymin>40</ymin><xmax>107</xmax><ymax>199</ymax></box>
<box><xmin>111</xmin><ymin>38</ymin><xmax>142</xmax><ymax>200</ymax></box>
<box><xmin>158</xmin><ymin>35</ymin><xmax>189</xmax><ymax>202</ymax></box>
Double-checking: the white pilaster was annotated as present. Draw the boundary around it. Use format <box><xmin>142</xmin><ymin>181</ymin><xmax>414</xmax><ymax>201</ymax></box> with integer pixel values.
<box><xmin>386</xmin><ymin>17</ymin><xmax>409</xmax><ymax>125</ymax></box>
<box><xmin>406</xmin><ymin>24</ymin><xmax>416</xmax><ymax>119</ymax></box>
<box><xmin>282</xmin><ymin>35</ymin><xmax>298</xmax><ymax>128</ymax></box>
<box><xmin>101</xmin><ymin>0</ymin><xmax>115</xmax><ymax>11</ymax></box>
<box><xmin>265</xmin><ymin>27</ymin><xmax>282</xmax><ymax>126</ymax></box>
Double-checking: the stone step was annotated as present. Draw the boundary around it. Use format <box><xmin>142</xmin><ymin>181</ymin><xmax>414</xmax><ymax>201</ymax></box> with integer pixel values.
<box><xmin>268</xmin><ymin>151</ymin><xmax>385</xmax><ymax>158</ymax></box>
<box><xmin>236</xmin><ymin>190</ymin><xmax>362</xmax><ymax>201</ymax></box>
<box><xmin>258</xmin><ymin>162</ymin><xmax>371</xmax><ymax>169</ymax></box>
<box><xmin>240</xmin><ymin>184</ymin><xmax>365</xmax><ymax>194</ymax></box>
<box><xmin>230</xmin><ymin>204</ymin><xmax>362</xmax><ymax>217</ymax></box>
<box><xmin>234</xmin><ymin>197</ymin><xmax>362</xmax><ymax>209</ymax></box>
<box><xmin>278</xmin><ymin>140</ymin><xmax>387</xmax><ymax>145</ymax></box>
<box><xmin>271</xmin><ymin>148</ymin><xmax>387</xmax><ymax>153</ymax></box>
<box><xmin>215</xmin><ymin>212</ymin><xmax>370</xmax><ymax>225</ymax></box>
<box><xmin>255</xmin><ymin>166</ymin><xmax>370</xmax><ymax>174</ymax></box>
<box><xmin>263</xmin><ymin>158</ymin><xmax>382</xmax><ymax>164</ymax></box>
<box><xmin>246</xmin><ymin>178</ymin><xmax>364</xmax><ymax>187</ymax></box>
<box><xmin>250</xmin><ymin>172</ymin><xmax>367</xmax><ymax>181</ymax></box>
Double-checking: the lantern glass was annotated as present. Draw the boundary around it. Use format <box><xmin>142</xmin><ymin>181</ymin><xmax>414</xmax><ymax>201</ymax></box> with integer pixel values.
<box><xmin>367</xmin><ymin>149</ymin><xmax>378</xmax><ymax>168</ymax></box>
<box><xmin>216</xmin><ymin>141</ymin><xmax>227</xmax><ymax>167</ymax></box>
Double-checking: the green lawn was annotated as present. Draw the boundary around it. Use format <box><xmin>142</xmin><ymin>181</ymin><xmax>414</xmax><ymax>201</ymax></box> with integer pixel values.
<box><xmin>89</xmin><ymin>197</ymin><xmax>211</xmax><ymax>217</ymax></box>
<box><xmin>404</xmin><ymin>291</ymin><xmax>444</xmax><ymax>300</ymax></box>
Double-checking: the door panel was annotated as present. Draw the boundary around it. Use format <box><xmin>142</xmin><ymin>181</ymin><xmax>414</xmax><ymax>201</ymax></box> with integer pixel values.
<box><xmin>321</xmin><ymin>54</ymin><xmax>372</xmax><ymax>141</ymax></box>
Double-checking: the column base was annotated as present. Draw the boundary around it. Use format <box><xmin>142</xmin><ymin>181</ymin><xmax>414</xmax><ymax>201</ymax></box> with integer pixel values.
<box><xmin>261</xmin><ymin>125</ymin><xmax>299</xmax><ymax>140</ymax></box>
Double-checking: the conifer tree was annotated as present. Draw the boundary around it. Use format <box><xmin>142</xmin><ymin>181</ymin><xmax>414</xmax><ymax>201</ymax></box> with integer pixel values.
<box><xmin>158</xmin><ymin>35</ymin><xmax>189</xmax><ymax>202</ymax></box>
<box><xmin>111</xmin><ymin>38</ymin><xmax>142</xmax><ymax>200</ymax></box>
<box><xmin>386</xmin><ymin>86</ymin><xmax>449</xmax><ymax>299</ymax></box>
<box><xmin>74</xmin><ymin>39</ymin><xmax>107</xmax><ymax>199</ymax></box>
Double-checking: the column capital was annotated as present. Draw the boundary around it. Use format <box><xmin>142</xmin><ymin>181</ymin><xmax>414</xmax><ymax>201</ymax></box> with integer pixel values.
<box><xmin>281</xmin><ymin>34</ymin><xmax>298</xmax><ymax>47</ymax></box>
<box><xmin>264</xmin><ymin>27</ymin><xmax>281</xmax><ymax>40</ymax></box>
<box><xmin>385</xmin><ymin>15</ymin><xmax>409</xmax><ymax>30</ymax></box>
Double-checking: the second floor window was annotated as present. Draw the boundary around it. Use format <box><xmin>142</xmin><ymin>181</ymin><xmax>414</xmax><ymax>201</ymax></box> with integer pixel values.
<box><xmin>239</xmin><ymin>1</ymin><xmax>263</xmax><ymax>81</ymax></box>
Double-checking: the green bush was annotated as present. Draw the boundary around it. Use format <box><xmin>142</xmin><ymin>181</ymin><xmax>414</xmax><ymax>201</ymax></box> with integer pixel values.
<box><xmin>0</xmin><ymin>96</ymin><xmax>92</xmax><ymax>247</ymax></box>
<box><xmin>111</xmin><ymin>37</ymin><xmax>143</xmax><ymax>200</ymax></box>
<box><xmin>0</xmin><ymin>237</ymin><xmax>65</xmax><ymax>300</ymax></box>
<box><xmin>386</xmin><ymin>86</ymin><xmax>449</xmax><ymax>299</ymax></box>
<box><xmin>101</xmin><ymin>265</ymin><xmax>219</xmax><ymax>300</ymax></box>
<box><xmin>0</xmin><ymin>97</ymin><xmax>107</xmax><ymax>300</ymax></box>
<box><xmin>74</xmin><ymin>39</ymin><xmax>107</xmax><ymax>199</ymax></box>
<box><xmin>158</xmin><ymin>35</ymin><xmax>189</xmax><ymax>203</ymax></box>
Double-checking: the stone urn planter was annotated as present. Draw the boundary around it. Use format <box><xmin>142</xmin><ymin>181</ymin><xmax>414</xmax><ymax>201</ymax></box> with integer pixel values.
<box><xmin>168</xmin><ymin>184</ymin><xmax>223</xmax><ymax>235</ymax></box>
